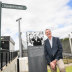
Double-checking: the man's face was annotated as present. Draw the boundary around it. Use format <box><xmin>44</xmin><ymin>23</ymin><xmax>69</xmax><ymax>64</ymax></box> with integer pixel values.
<box><xmin>45</xmin><ymin>30</ymin><xmax>52</xmax><ymax>38</ymax></box>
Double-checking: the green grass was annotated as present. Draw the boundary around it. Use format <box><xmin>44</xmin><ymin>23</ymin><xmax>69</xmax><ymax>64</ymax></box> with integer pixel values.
<box><xmin>66</xmin><ymin>66</ymin><xmax>72</xmax><ymax>72</ymax></box>
<box><xmin>48</xmin><ymin>66</ymin><xmax>72</xmax><ymax>72</ymax></box>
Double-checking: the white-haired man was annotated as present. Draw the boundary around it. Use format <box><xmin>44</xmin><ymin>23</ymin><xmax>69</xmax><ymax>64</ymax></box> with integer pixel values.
<box><xmin>44</xmin><ymin>29</ymin><xmax>66</xmax><ymax>72</ymax></box>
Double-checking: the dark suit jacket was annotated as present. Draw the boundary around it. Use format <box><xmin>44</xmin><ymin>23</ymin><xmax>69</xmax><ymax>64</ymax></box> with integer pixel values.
<box><xmin>44</xmin><ymin>37</ymin><xmax>63</xmax><ymax>65</ymax></box>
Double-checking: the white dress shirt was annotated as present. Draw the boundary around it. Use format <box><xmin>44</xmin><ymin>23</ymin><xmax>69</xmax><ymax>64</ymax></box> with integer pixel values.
<box><xmin>48</xmin><ymin>37</ymin><xmax>53</xmax><ymax>48</ymax></box>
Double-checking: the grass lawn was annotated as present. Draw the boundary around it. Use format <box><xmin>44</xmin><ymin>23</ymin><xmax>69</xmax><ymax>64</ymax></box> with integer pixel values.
<box><xmin>48</xmin><ymin>66</ymin><xmax>72</xmax><ymax>72</ymax></box>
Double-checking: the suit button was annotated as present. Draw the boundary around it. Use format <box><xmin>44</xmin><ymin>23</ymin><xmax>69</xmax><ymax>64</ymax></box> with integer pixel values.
<box><xmin>53</xmin><ymin>54</ymin><xmax>54</xmax><ymax>56</ymax></box>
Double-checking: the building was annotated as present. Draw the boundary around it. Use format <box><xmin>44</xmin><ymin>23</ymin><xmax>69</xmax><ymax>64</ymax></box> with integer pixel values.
<box><xmin>1</xmin><ymin>36</ymin><xmax>15</xmax><ymax>52</ymax></box>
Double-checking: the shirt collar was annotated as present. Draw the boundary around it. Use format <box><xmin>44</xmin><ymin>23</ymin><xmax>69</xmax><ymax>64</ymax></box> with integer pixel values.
<box><xmin>48</xmin><ymin>36</ymin><xmax>53</xmax><ymax>41</ymax></box>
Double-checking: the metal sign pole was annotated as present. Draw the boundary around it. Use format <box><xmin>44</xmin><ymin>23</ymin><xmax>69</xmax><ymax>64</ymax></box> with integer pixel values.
<box><xmin>0</xmin><ymin>2</ymin><xmax>2</xmax><ymax>49</ymax></box>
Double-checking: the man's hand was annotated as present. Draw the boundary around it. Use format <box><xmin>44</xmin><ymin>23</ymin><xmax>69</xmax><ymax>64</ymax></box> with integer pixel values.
<box><xmin>52</xmin><ymin>59</ymin><xmax>57</xmax><ymax>66</ymax></box>
<box><xmin>50</xmin><ymin>62</ymin><xmax>55</xmax><ymax>70</ymax></box>
<box><xmin>50</xmin><ymin>59</ymin><xmax>57</xmax><ymax>70</ymax></box>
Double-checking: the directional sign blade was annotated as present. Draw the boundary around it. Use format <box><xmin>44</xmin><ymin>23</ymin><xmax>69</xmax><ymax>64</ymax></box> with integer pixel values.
<box><xmin>2</xmin><ymin>3</ymin><xmax>27</xmax><ymax>10</ymax></box>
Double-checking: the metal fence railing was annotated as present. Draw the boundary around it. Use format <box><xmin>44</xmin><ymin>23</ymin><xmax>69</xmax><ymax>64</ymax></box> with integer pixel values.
<box><xmin>0</xmin><ymin>49</ymin><xmax>18</xmax><ymax>71</ymax></box>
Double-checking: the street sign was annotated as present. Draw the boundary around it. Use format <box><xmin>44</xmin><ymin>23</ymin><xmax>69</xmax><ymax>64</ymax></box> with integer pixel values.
<box><xmin>2</xmin><ymin>3</ymin><xmax>27</xmax><ymax>10</ymax></box>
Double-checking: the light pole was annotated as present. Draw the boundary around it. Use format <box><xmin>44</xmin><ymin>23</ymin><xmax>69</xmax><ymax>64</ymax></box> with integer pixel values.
<box><xmin>69</xmin><ymin>32</ymin><xmax>72</xmax><ymax>53</ymax></box>
<box><xmin>16</xmin><ymin>18</ymin><xmax>22</xmax><ymax>57</ymax></box>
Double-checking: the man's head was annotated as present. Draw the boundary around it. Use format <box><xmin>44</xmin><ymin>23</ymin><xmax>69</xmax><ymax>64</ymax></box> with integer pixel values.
<box><xmin>45</xmin><ymin>29</ymin><xmax>52</xmax><ymax>38</ymax></box>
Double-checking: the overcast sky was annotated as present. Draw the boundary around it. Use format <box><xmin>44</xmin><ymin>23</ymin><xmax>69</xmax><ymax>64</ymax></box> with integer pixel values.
<box><xmin>0</xmin><ymin>0</ymin><xmax>72</xmax><ymax>50</ymax></box>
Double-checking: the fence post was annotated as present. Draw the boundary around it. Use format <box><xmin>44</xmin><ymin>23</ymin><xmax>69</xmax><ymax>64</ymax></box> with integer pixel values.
<box><xmin>17</xmin><ymin>58</ymin><xmax>19</xmax><ymax>72</ymax></box>
<box><xmin>11</xmin><ymin>52</ymin><xmax>12</xmax><ymax>61</ymax></box>
<box><xmin>9</xmin><ymin>52</ymin><xmax>10</xmax><ymax>63</ymax></box>
<box><xmin>6</xmin><ymin>52</ymin><xmax>7</xmax><ymax>66</ymax></box>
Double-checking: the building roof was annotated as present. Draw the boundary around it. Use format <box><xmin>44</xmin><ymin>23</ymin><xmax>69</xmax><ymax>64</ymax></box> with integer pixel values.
<box><xmin>1</xmin><ymin>36</ymin><xmax>15</xmax><ymax>45</ymax></box>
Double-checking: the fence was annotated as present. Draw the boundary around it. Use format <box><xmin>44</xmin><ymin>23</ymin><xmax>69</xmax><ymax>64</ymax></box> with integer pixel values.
<box><xmin>0</xmin><ymin>49</ymin><xmax>18</xmax><ymax>71</ymax></box>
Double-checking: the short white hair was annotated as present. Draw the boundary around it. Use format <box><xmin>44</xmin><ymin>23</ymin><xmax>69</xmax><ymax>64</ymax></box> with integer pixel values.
<box><xmin>45</xmin><ymin>29</ymin><xmax>51</xmax><ymax>32</ymax></box>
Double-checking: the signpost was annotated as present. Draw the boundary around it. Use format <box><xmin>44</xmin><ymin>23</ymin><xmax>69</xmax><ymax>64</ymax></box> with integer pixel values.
<box><xmin>0</xmin><ymin>1</ymin><xmax>27</xmax><ymax>52</ymax></box>
<box><xmin>0</xmin><ymin>2</ymin><xmax>2</xmax><ymax>49</ymax></box>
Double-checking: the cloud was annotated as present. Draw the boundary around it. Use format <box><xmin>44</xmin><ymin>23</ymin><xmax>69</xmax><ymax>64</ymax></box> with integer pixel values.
<box><xmin>52</xmin><ymin>25</ymin><xmax>72</xmax><ymax>38</ymax></box>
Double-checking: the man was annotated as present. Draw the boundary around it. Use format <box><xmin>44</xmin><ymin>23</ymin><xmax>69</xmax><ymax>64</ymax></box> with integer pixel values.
<box><xmin>44</xmin><ymin>29</ymin><xmax>66</xmax><ymax>72</ymax></box>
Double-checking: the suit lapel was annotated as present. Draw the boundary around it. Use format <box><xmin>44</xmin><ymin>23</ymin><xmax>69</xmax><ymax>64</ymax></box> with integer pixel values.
<box><xmin>52</xmin><ymin>37</ymin><xmax>54</xmax><ymax>48</ymax></box>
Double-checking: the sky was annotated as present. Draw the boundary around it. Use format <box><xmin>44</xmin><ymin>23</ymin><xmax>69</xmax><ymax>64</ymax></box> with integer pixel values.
<box><xmin>0</xmin><ymin>0</ymin><xmax>72</xmax><ymax>50</ymax></box>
